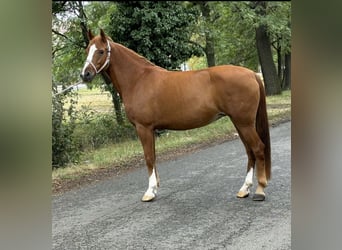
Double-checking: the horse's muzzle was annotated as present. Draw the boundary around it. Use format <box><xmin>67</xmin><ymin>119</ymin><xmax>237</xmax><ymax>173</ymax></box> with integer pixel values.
<box><xmin>80</xmin><ymin>71</ymin><xmax>95</xmax><ymax>83</ymax></box>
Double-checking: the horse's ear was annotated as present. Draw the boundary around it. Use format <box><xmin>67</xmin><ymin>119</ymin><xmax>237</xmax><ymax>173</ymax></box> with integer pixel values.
<box><xmin>100</xmin><ymin>29</ymin><xmax>107</xmax><ymax>43</ymax></box>
<box><xmin>87</xmin><ymin>29</ymin><xmax>95</xmax><ymax>41</ymax></box>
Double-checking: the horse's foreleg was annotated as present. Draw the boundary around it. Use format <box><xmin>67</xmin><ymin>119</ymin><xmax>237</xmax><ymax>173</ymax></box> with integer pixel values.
<box><xmin>136</xmin><ymin>125</ymin><xmax>159</xmax><ymax>202</ymax></box>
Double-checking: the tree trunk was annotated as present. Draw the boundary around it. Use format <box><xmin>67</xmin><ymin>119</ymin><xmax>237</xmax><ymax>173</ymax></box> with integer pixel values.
<box><xmin>256</xmin><ymin>24</ymin><xmax>282</xmax><ymax>95</ymax></box>
<box><xmin>101</xmin><ymin>73</ymin><xmax>124</xmax><ymax>125</ymax></box>
<box><xmin>283</xmin><ymin>52</ymin><xmax>291</xmax><ymax>90</ymax></box>
<box><xmin>77</xmin><ymin>1</ymin><xmax>89</xmax><ymax>48</ymax></box>
<box><xmin>252</xmin><ymin>1</ymin><xmax>281</xmax><ymax>95</ymax></box>
<box><xmin>198</xmin><ymin>1</ymin><xmax>216</xmax><ymax>67</ymax></box>
<box><xmin>277</xmin><ymin>41</ymin><xmax>282</xmax><ymax>80</ymax></box>
<box><xmin>204</xmin><ymin>35</ymin><xmax>216</xmax><ymax>67</ymax></box>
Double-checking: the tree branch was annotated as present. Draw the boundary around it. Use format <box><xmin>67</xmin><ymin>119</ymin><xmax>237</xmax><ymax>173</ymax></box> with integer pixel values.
<box><xmin>52</xmin><ymin>46</ymin><xmax>64</xmax><ymax>58</ymax></box>
<box><xmin>52</xmin><ymin>29</ymin><xmax>69</xmax><ymax>40</ymax></box>
<box><xmin>52</xmin><ymin>29</ymin><xmax>85</xmax><ymax>49</ymax></box>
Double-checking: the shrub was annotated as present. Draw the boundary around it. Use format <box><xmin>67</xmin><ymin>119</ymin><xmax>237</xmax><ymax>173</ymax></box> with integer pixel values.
<box><xmin>52</xmin><ymin>86</ymin><xmax>137</xmax><ymax>167</ymax></box>
<box><xmin>73</xmin><ymin>108</ymin><xmax>137</xmax><ymax>151</ymax></box>
<box><xmin>52</xmin><ymin>84</ymin><xmax>80</xmax><ymax>168</ymax></box>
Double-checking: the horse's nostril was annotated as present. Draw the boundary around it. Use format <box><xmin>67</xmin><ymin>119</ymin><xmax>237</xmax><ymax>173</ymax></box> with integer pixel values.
<box><xmin>80</xmin><ymin>71</ymin><xmax>93</xmax><ymax>82</ymax></box>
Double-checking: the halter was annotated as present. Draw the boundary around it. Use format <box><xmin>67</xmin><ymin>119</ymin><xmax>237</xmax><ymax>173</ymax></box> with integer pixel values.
<box><xmin>86</xmin><ymin>39</ymin><xmax>111</xmax><ymax>74</ymax></box>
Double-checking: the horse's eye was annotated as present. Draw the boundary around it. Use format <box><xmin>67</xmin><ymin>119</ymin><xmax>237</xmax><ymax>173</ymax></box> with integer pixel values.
<box><xmin>98</xmin><ymin>50</ymin><xmax>104</xmax><ymax>55</ymax></box>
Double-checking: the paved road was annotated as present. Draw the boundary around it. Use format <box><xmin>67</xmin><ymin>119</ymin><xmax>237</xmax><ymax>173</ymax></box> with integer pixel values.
<box><xmin>53</xmin><ymin>122</ymin><xmax>291</xmax><ymax>250</ymax></box>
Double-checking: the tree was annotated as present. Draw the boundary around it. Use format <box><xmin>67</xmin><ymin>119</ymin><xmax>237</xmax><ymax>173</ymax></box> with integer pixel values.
<box><xmin>267</xmin><ymin>2</ymin><xmax>291</xmax><ymax>90</ymax></box>
<box><xmin>256</xmin><ymin>19</ymin><xmax>282</xmax><ymax>95</ymax></box>
<box><xmin>228</xmin><ymin>1</ymin><xmax>290</xmax><ymax>95</ymax></box>
<box><xmin>253</xmin><ymin>1</ymin><xmax>291</xmax><ymax>95</ymax></box>
<box><xmin>192</xmin><ymin>1</ymin><xmax>218</xmax><ymax>67</ymax></box>
<box><xmin>213</xmin><ymin>2</ymin><xmax>259</xmax><ymax>70</ymax></box>
<box><xmin>108</xmin><ymin>1</ymin><xmax>202</xmax><ymax>70</ymax></box>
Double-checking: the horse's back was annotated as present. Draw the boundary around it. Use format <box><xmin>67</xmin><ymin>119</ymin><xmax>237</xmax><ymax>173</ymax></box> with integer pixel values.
<box><xmin>167</xmin><ymin>65</ymin><xmax>258</xmax><ymax>94</ymax></box>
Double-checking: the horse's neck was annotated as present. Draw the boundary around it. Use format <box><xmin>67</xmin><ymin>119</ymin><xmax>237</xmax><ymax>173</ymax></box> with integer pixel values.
<box><xmin>106</xmin><ymin>43</ymin><xmax>153</xmax><ymax>100</ymax></box>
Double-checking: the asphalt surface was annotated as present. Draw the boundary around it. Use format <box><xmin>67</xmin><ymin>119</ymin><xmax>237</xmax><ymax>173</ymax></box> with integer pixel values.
<box><xmin>53</xmin><ymin>122</ymin><xmax>291</xmax><ymax>250</ymax></box>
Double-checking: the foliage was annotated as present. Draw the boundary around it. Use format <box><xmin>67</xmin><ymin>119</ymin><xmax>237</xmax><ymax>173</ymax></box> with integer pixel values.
<box><xmin>52</xmin><ymin>88</ymin><xmax>137</xmax><ymax>168</ymax></box>
<box><xmin>52</xmin><ymin>2</ymin><xmax>104</xmax><ymax>88</ymax></box>
<box><xmin>108</xmin><ymin>1</ymin><xmax>202</xmax><ymax>70</ymax></box>
<box><xmin>213</xmin><ymin>2</ymin><xmax>258</xmax><ymax>69</ymax></box>
<box><xmin>52</xmin><ymin>2</ymin><xmax>85</xmax><ymax>84</ymax></box>
<box><xmin>84</xmin><ymin>2</ymin><xmax>117</xmax><ymax>31</ymax></box>
<box><xmin>73</xmin><ymin>108</ymin><xmax>137</xmax><ymax>151</ymax></box>
<box><xmin>189</xmin><ymin>2</ymin><xmax>291</xmax><ymax>72</ymax></box>
<box><xmin>187</xmin><ymin>56</ymin><xmax>207</xmax><ymax>70</ymax></box>
<box><xmin>216</xmin><ymin>1</ymin><xmax>291</xmax><ymax>70</ymax></box>
<box><xmin>52</xmin><ymin>83</ymin><xmax>80</xmax><ymax>167</ymax></box>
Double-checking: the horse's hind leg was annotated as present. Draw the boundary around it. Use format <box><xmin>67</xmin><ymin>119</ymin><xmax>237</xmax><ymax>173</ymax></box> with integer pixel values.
<box><xmin>235</xmin><ymin>124</ymin><xmax>267</xmax><ymax>201</ymax></box>
<box><xmin>135</xmin><ymin>124</ymin><xmax>160</xmax><ymax>202</ymax></box>
<box><xmin>236</xmin><ymin>127</ymin><xmax>256</xmax><ymax>198</ymax></box>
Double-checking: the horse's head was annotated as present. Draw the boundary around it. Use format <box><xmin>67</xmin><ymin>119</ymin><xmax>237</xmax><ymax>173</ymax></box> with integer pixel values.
<box><xmin>80</xmin><ymin>29</ymin><xmax>111</xmax><ymax>82</ymax></box>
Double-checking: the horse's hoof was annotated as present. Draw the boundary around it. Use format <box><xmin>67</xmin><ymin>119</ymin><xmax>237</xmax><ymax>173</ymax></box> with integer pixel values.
<box><xmin>252</xmin><ymin>193</ymin><xmax>265</xmax><ymax>201</ymax></box>
<box><xmin>236</xmin><ymin>190</ymin><xmax>249</xmax><ymax>198</ymax></box>
<box><xmin>141</xmin><ymin>194</ymin><xmax>156</xmax><ymax>202</ymax></box>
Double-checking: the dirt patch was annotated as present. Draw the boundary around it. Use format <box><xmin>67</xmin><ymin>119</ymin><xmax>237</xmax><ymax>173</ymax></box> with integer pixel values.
<box><xmin>52</xmin><ymin>117</ymin><xmax>290</xmax><ymax>195</ymax></box>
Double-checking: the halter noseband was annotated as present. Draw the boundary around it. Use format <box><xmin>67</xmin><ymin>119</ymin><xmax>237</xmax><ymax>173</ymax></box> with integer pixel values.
<box><xmin>86</xmin><ymin>40</ymin><xmax>111</xmax><ymax>74</ymax></box>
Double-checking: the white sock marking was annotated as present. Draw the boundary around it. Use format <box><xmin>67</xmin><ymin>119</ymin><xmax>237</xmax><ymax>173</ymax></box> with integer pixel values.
<box><xmin>239</xmin><ymin>168</ymin><xmax>254</xmax><ymax>193</ymax></box>
<box><xmin>245</xmin><ymin>168</ymin><xmax>253</xmax><ymax>186</ymax></box>
<box><xmin>144</xmin><ymin>169</ymin><xmax>157</xmax><ymax>197</ymax></box>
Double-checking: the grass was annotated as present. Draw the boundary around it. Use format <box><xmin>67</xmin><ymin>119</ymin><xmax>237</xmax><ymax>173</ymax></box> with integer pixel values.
<box><xmin>87</xmin><ymin>117</ymin><xmax>235</xmax><ymax>166</ymax></box>
<box><xmin>75</xmin><ymin>88</ymin><xmax>114</xmax><ymax>113</ymax></box>
<box><xmin>52</xmin><ymin>89</ymin><xmax>291</xmax><ymax>182</ymax></box>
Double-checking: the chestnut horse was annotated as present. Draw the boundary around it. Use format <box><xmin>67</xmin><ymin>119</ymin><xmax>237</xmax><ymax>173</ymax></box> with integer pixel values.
<box><xmin>80</xmin><ymin>29</ymin><xmax>271</xmax><ymax>202</ymax></box>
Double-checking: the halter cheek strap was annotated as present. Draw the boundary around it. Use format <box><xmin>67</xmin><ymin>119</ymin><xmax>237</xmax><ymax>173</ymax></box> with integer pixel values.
<box><xmin>87</xmin><ymin>40</ymin><xmax>111</xmax><ymax>74</ymax></box>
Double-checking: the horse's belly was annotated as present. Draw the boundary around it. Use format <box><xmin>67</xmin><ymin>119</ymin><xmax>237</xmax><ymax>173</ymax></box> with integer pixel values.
<box><xmin>157</xmin><ymin>109</ymin><xmax>223</xmax><ymax>130</ymax></box>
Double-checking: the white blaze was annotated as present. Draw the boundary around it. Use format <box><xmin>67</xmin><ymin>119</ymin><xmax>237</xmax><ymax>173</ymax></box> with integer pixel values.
<box><xmin>81</xmin><ymin>44</ymin><xmax>97</xmax><ymax>75</ymax></box>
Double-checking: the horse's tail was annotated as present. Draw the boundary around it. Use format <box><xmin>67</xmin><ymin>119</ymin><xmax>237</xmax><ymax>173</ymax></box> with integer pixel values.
<box><xmin>255</xmin><ymin>74</ymin><xmax>271</xmax><ymax>180</ymax></box>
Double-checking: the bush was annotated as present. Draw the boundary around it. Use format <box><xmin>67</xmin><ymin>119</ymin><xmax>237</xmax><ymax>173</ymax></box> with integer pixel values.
<box><xmin>52</xmin><ymin>86</ymin><xmax>137</xmax><ymax>167</ymax></box>
<box><xmin>73</xmin><ymin>108</ymin><xmax>137</xmax><ymax>151</ymax></box>
<box><xmin>52</xmin><ymin>84</ymin><xmax>80</xmax><ymax>168</ymax></box>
